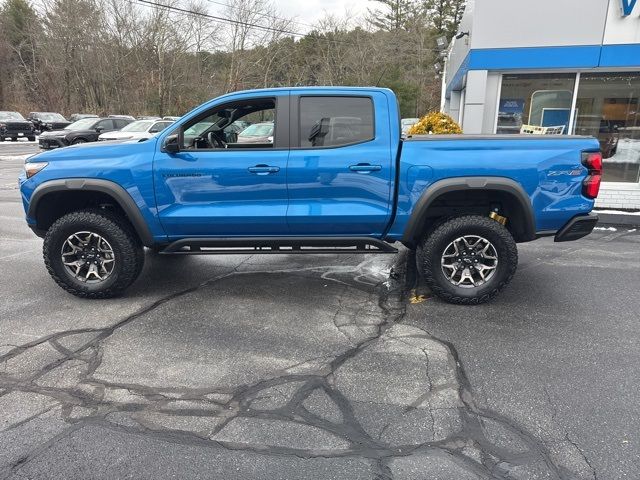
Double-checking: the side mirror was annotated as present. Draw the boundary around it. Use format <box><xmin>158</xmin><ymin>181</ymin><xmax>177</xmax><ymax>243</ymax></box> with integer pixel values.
<box><xmin>163</xmin><ymin>133</ymin><xmax>180</xmax><ymax>153</ymax></box>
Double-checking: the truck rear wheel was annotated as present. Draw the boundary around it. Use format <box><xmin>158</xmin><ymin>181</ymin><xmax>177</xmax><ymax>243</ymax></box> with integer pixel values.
<box><xmin>417</xmin><ymin>215</ymin><xmax>518</xmax><ymax>305</ymax></box>
<box><xmin>43</xmin><ymin>209</ymin><xmax>144</xmax><ymax>298</ymax></box>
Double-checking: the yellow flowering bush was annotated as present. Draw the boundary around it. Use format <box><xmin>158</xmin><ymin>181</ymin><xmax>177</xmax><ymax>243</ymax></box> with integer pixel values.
<box><xmin>407</xmin><ymin>112</ymin><xmax>462</xmax><ymax>135</ymax></box>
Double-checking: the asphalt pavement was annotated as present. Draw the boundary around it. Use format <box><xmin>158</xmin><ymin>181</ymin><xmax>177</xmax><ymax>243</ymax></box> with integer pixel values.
<box><xmin>1</xmin><ymin>151</ymin><xmax>639</xmax><ymax>479</ymax></box>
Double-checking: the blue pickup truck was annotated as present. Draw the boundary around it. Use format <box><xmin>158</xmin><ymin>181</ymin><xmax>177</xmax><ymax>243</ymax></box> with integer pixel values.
<box><xmin>19</xmin><ymin>87</ymin><xmax>602</xmax><ymax>304</ymax></box>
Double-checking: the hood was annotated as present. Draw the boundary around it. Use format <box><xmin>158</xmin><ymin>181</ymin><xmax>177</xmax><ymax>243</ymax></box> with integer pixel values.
<box><xmin>28</xmin><ymin>136</ymin><xmax>158</xmax><ymax>163</ymax></box>
<box><xmin>2</xmin><ymin>120</ymin><xmax>32</xmax><ymax>126</ymax></box>
<box><xmin>99</xmin><ymin>131</ymin><xmax>139</xmax><ymax>140</ymax></box>
<box><xmin>40</xmin><ymin>128</ymin><xmax>95</xmax><ymax>137</ymax></box>
<box><xmin>39</xmin><ymin>129</ymin><xmax>72</xmax><ymax>137</ymax></box>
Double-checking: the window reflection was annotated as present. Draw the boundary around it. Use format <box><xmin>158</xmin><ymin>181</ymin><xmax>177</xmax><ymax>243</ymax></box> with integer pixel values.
<box><xmin>497</xmin><ymin>74</ymin><xmax>576</xmax><ymax>134</ymax></box>
<box><xmin>575</xmin><ymin>73</ymin><xmax>640</xmax><ymax>183</ymax></box>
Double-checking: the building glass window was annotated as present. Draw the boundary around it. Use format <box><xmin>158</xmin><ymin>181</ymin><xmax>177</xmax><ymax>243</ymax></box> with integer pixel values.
<box><xmin>496</xmin><ymin>73</ymin><xmax>576</xmax><ymax>134</ymax></box>
<box><xmin>574</xmin><ymin>73</ymin><xmax>640</xmax><ymax>184</ymax></box>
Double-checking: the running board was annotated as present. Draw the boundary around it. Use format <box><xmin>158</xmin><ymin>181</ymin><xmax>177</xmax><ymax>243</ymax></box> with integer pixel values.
<box><xmin>159</xmin><ymin>237</ymin><xmax>398</xmax><ymax>255</ymax></box>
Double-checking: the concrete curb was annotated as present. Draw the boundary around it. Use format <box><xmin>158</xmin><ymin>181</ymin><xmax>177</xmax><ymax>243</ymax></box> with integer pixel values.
<box><xmin>596</xmin><ymin>212</ymin><xmax>640</xmax><ymax>227</ymax></box>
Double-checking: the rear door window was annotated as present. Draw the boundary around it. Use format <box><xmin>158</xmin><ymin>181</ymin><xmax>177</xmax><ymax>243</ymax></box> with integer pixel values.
<box><xmin>298</xmin><ymin>96</ymin><xmax>374</xmax><ymax>148</ymax></box>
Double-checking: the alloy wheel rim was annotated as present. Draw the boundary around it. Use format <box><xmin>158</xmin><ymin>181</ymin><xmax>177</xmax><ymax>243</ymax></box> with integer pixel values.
<box><xmin>441</xmin><ymin>235</ymin><xmax>498</xmax><ymax>288</ymax></box>
<box><xmin>61</xmin><ymin>231</ymin><xmax>115</xmax><ymax>283</ymax></box>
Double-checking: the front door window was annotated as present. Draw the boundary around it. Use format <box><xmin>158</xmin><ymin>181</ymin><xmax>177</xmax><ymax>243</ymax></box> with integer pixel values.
<box><xmin>181</xmin><ymin>98</ymin><xmax>275</xmax><ymax>150</ymax></box>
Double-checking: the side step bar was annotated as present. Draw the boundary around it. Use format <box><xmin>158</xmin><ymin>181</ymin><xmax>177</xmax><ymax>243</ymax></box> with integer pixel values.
<box><xmin>159</xmin><ymin>237</ymin><xmax>398</xmax><ymax>255</ymax></box>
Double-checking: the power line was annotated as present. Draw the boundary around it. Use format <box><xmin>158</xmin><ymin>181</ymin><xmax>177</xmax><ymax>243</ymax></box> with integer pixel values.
<box><xmin>136</xmin><ymin>0</ymin><xmax>303</xmax><ymax>37</ymax></box>
<box><xmin>134</xmin><ymin>0</ymin><xmax>366</xmax><ymax>47</ymax></box>
<box><xmin>199</xmin><ymin>0</ymin><xmax>317</xmax><ymax>32</ymax></box>
<box><xmin>134</xmin><ymin>0</ymin><xmax>446</xmax><ymax>54</ymax></box>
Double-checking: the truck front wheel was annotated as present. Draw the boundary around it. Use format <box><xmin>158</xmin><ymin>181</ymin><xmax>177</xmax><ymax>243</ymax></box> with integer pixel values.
<box><xmin>43</xmin><ymin>209</ymin><xmax>144</xmax><ymax>298</ymax></box>
<box><xmin>417</xmin><ymin>215</ymin><xmax>518</xmax><ymax>305</ymax></box>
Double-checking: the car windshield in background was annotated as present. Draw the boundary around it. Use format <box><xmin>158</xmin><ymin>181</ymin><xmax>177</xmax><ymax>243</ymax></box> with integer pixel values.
<box><xmin>39</xmin><ymin>113</ymin><xmax>66</xmax><ymax>122</ymax></box>
<box><xmin>121</xmin><ymin>120</ymin><xmax>154</xmax><ymax>132</ymax></box>
<box><xmin>184</xmin><ymin>122</ymin><xmax>213</xmax><ymax>136</ymax></box>
<box><xmin>240</xmin><ymin>124</ymin><xmax>273</xmax><ymax>137</ymax></box>
<box><xmin>0</xmin><ymin>112</ymin><xmax>26</xmax><ymax>121</ymax></box>
<box><xmin>66</xmin><ymin>118</ymin><xmax>98</xmax><ymax>130</ymax></box>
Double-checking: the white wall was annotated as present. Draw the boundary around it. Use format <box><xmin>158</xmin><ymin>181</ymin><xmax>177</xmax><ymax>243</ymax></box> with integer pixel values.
<box><xmin>461</xmin><ymin>70</ymin><xmax>487</xmax><ymax>133</ymax></box>
<box><xmin>470</xmin><ymin>0</ymin><xmax>609</xmax><ymax>49</ymax></box>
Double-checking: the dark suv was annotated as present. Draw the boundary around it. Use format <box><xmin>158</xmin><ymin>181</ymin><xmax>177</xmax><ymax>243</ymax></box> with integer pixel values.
<box><xmin>27</xmin><ymin>112</ymin><xmax>70</xmax><ymax>133</ymax></box>
<box><xmin>0</xmin><ymin>111</ymin><xmax>36</xmax><ymax>141</ymax></box>
<box><xmin>38</xmin><ymin>117</ymin><xmax>132</xmax><ymax>149</ymax></box>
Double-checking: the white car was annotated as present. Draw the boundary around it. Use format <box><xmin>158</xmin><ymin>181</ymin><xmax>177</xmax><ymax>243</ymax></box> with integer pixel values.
<box><xmin>98</xmin><ymin>119</ymin><xmax>174</xmax><ymax>141</ymax></box>
<box><xmin>401</xmin><ymin>117</ymin><xmax>420</xmax><ymax>135</ymax></box>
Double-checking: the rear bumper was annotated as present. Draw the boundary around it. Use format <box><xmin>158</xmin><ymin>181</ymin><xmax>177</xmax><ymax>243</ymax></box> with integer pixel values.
<box><xmin>554</xmin><ymin>213</ymin><xmax>599</xmax><ymax>242</ymax></box>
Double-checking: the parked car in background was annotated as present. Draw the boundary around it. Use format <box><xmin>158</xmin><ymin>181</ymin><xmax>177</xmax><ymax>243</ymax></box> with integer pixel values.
<box><xmin>136</xmin><ymin>116</ymin><xmax>161</xmax><ymax>121</ymax></box>
<box><xmin>237</xmin><ymin>122</ymin><xmax>273</xmax><ymax>144</ymax></box>
<box><xmin>109</xmin><ymin>114</ymin><xmax>135</xmax><ymax>121</ymax></box>
<box><xmin>401</xmin><ymin>117</ymin><xmax>420</xmax><ymax>135</ymax></box>
<box><xmin>98</xmin><ymin>119</ymin><xmax>174</xmax><ymax>141</ymax></box>
<box><xmin>0</xmin><ymin>111</ymin><xmax>36</xmax><ymax>141</ymax></box>
<box><xmin>39</xmin><ymin>117</ymin><xmax>132</xmax><ymax>149</ymax></box>
<box><xmin>162</xmin><ymin>116</ymin><xmax>181</xmax><ymax>121</ymax></box>
<box><xmin>68</xmin><ymin>113</ymin><xmax>98</xmax><ymax>122</ymax></box>
<box><xmin>27</xmin><ymin>112</ymin><xmax>70</xmax><ymax>133</ymax></box>
<box><xmin>575</xmin><ymin>115</ymin><xmax>620</xmax><ymax>158</ymax></box>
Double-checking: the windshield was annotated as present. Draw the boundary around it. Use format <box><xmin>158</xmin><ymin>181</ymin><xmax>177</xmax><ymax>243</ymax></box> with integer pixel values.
<box><xmin>39</xmin><ymin>113</ymin><xmax>67</xmax><ymax>122</ymax></box>
<box><xmin>66</xmin><ymin>118</ymin><xmax>98</xmax><ymax>130</ymax></box>
<box><xmin>121</xmin><ymin>120</ymin><xmax>154</xmax><ymax>132</ymax></box>
<box><xmin>240</xmin><ymin>123</ymin><xmax>273</xmax><ymax>137</ymax></box>
<box><xmin>185</xmin><ymin>122</ymin><xmax>213</xmax><ymax>136</ymax></box>
<box><xmin>0</xmin><ymin>112</ymin><xmax>25</xmax><ymax>121</ymax></box>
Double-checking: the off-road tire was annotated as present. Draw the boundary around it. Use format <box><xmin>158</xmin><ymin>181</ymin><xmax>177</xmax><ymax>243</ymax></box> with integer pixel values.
<box><xmin>417</xmin><ymin>215</ymin><xmax>518</xmax><ymax>305</ymax></box>
<box><xmin>43</xmin><ymin>209</ymin><xmax>144</xmax><ymax>298</ymax></box>
<box><xmin>28</xmin><ymin>136</ymin><xmax>36</xmax><ymax>142</ymax></box>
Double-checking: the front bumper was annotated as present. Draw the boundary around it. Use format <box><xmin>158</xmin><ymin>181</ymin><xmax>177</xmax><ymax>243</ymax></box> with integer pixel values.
<box><xmin>39</xmin><ymin>137</ymin><xmax>68</xmax><ymax>149</ymax></box>
<box><xmin>554</xmin><ymin>213</ymin><xmax>599</xmax><ymax>242</ymax></box>
<box><xmin>1</xmin><ymin>128</ymin><xmax>34</xmax><ymax>138</ymax></box>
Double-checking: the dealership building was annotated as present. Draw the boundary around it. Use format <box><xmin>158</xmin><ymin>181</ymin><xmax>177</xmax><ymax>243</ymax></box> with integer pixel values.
<box><xmin>442</xmin><ymin>0</ymin><xmax>640</xmax><ymax>209</ymax></box>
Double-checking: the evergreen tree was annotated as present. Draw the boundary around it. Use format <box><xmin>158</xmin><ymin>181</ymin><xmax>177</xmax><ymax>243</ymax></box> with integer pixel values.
<box><xmin>367</xmin><ymin>0</ymin><xmax>422</xmax><ymax>31</ymax></box>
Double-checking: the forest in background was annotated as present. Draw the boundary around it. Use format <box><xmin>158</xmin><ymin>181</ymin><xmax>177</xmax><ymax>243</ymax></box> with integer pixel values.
<box><xmin>0</xmin><ymin>0</ymin><xmax>465</xmax><ymax>117</ymax></box>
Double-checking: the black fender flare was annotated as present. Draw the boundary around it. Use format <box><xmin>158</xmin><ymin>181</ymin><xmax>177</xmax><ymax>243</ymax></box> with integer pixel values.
<box><xmin>402</xmin><ymin>176</ymin><xmax>536</xmax><ymax>243</ymax></box>
<box><xmin>27</xmin><ymin>178</ymin><xmax>154</xmax><ymax>246</ymax></box>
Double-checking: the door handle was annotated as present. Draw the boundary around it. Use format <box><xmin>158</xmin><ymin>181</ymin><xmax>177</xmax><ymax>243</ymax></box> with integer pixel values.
<box><xmin>349</xmin><ymin>163</ymin><xmax>382</xmax><ymax>173</ymax></box>
<box><xmin>248</xmin><ymin>164</ymin><xmax>280</xmax><ymax>175</ymax></box>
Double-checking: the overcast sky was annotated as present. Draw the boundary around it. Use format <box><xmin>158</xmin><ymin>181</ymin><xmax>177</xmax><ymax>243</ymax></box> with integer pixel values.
<box><xmin>277</xmin><ymin>0</ymin><xmax>371</xmax><ymax>28</ymax></box>
<box><xmin>209</xmin><ymin>0</ymin><xmax>374</xmax><ymax>33</ymax></box>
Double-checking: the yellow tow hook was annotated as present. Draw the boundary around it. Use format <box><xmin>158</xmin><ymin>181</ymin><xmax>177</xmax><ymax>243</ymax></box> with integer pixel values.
<box><xmin>489</xmin><ymin>211</ymin><xmax>508</xmax><ymax>226</ymax></box>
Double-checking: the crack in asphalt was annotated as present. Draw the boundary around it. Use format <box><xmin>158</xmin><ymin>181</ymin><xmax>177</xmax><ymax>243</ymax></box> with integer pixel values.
<box><xmin>0</xmin><ymin>251</ymin><xmax>592</xmax><ymax>479</ymax></box>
